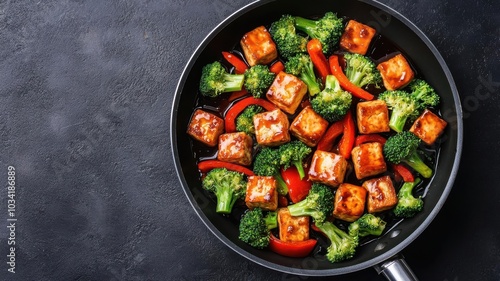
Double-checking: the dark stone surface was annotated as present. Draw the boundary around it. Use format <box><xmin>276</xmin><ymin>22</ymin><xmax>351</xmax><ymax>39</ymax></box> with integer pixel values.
<box><xmin>0</xmin><ymin>0</ymin><xmax>499</xmax><ymax>280</ymax></box>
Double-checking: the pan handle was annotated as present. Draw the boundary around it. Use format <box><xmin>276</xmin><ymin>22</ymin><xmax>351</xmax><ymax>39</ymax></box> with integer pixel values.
<box><xmin>374</xmin><ymin>254</ymin><xmax>419</xmax><ymax>281</ymax></box>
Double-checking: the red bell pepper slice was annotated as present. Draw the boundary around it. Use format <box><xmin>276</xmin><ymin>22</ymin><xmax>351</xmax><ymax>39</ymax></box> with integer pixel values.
<box><xmin>338</xmin><ymin>110</ymin><xmax>356</xmax><ymax>159</ymax></box>
<box><xmin>307</xmin><ymin>38</ymin><xmax>330</xmax><ymax>83</ymax></box>
<box><xmin>317</xmin><ymin>119</ymin><xmax>344</xmax><ymax>152</ymax></box>
<box><xmin>268</xmin><ymin>233</ymin><xmax>317</xmax><ymax>258</ymax></box>
<box><xmin>224</xmin><ymin>97</ymin><xmax>277</xmax><ymax>133</ymax></box>
<box><xmin>197</xmin><ymin>160</ymin><xmax>254</xmax><ymax>176</ymax></box>
<box><xmin>228</xmin><ymin>89</ymin><xmax>248</xmax><ymax>102</ymax></box>
<box><xmin>222</xmin><ymin>51</ymin><xmax>248</xmax><ymax>74</ymax></box>
<box><xmin>355</xmin><ymin>134</ymin><xmax>387</xmax><ymax>146</ymax></box>
<box><xmin>392</xmin><ymin>164</ymin><xmax>415</xmax><ymax>182</ymax></box>
<box><xmin>269</xmin><ymin>61</ymin><xmax>285</xmax><ymax>75</ymax></box>
<box><xmin>329</xmin><ymin>55</ymin><xmax>374</xmax><ymax>101</ymax></box>
<box><xmin>281</xmin><ymin>166</ymin><xmax>312</xmax><ymax>203</ymax></box>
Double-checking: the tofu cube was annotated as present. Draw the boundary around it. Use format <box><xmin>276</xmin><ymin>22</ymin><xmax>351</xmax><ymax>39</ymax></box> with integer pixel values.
<box><xmin>351</xmin><ymin>142</ymin><xmax>387</xmax><ymax>180</ymax></box>
<box><xmin>277</xmin><ymin>208</ymin><xmax>310</xmax><ymax>242</ymax></box>
<box><xmin>266</xmin><ymin>71</ymin><xmax>308</xmax><ymax>115</ymax></box>
<box><xmin>245</xmin><ymin>176</ymin><xmax>278</xmax><ymax>211</ymax></box>
<box><xmin>240</xmin><ymin>26</ymin><xmax>278</xmax><ymax>66</ymax></box>
<box><xmin>377</xmin><ymin>54</ymin><xmax>415</xmax><ymax>90</ymax></box>
<box><xmin>217</xmin><ymin>132</ymin><xmax>253</xmax><ymax>166</ymax></box>
<box><xmin>308</xmin><ymin>150</ymin><xmax>348</xmax><ymax>187</ymax></box>
<box><xmin>253</xmin><ymin>108</ymin><xmax>291</xmax><ymax>146</ymax></box>
<box><xmin>356</xmin><ymin>100</ymin><xmax>390</xmax><ymax>134</ymax></box>
<box><xmin>333</xmin><ymin>183</ymin><xmax>367</xmax><ymax>222</ymax></box>
<box><xmin>410</xmin><ymin>109</ymin><xmax>448</xmax><ymax>145</ymax></box>
<box><xmin>187</xmin><ymin>109</ymin><xmax>224</xmax><ymax>147</ymax></box>
<box><xmin>290</xmin><ymin>106</ymin><xmax>329</xmax><ymax>147</ymax></box>
<box><xmin>340</xmin><ymin>20</ymin><xmax>377</xmax><ymax>55</ymax></box>
<box><xmin>362</xmin><ymin>175</ymin><xmax>398</xmax><ymax>213</ymax></box>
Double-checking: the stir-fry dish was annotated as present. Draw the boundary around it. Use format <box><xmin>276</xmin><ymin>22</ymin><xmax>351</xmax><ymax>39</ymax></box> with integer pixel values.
<box><xmin>187</xmin><ymin>12</ymin><xmax>447</xmax><ymax>263</ymax></box>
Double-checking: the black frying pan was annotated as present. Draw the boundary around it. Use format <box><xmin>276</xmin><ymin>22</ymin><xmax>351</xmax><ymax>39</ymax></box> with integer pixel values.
<box><xmin>170</xmin><ymin>0</ymin><xmax>463</xmax><ymax>278</ymax></box>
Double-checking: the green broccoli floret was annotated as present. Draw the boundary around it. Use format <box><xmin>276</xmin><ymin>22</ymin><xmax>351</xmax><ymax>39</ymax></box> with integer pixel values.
<box><xmin>310</xmin><ymin>75</ymin><xmax>352</xmax><ymax>122</ymax></box>
<box><xmin>199</xmin><ymin>61</ymin><xmax>245</xmax><ymax>97</ymax></box>
<box><xmin>269</xmin><ymin>15</ymin><xmax>308</xmax><ymax>59</ymax></box>
<box><xmin>287</xmin><ymin>183</ymin><xmax>334</xmax><ymax>223</ymax></box>
<box><xmin>315</xmin><ymin>221</ymin><xmax>358</xmax><ymax>263</ymax></box>
<box><xmin>239</xmin><ymin>208</ymin><xmax>278</xmax><ymax>249</ymax></box>
<box><xmin>236</xmin><ymin>105</ymin><xmax>264</xmax><ymax>135</ymax></box>
<box><xmin>285</xmin><ymin>53</ymin><xmax>321</xmax><ymax>96</ymax></box>
<box><xmin>343</xmin><ymin>53</ymin><xmax>382</xmax><ymax>88</ymax></box>
<box><xmin>202</xmin><ymin>168</ymin><xmax>247</xmax><ymax>214</ymax></box>
<box><xmin>407</xmin><ymin>79</ymin><xmax>440</xmax><ymax>110</ymax></box>
<box><xmin>294</xmin><ymin>12</ymin><xmax>344</xmax><ymax>54</ymax></box>
<box><xmin>277</xmin><ymin>140</ymin><xmax>312</xmax><ymax>179</ymax></box>
<box><xmin>393</xmin><ymin>178</ymin><xmax>424</xmax><ymax>218</ymax></box>
<box><xmin>383</xmin><ymin>131</ymin><xmax>433</xmax><ymax>178</ymax></box>
<box><xmin>348</xmin><ymin>214</ymin><xmax>387</xmax><ymax>237</ymax></box>
<box><xmin>244</xmin><ymin>65</ymin><xmax>276</xmax><ymax>98</ymax></box>
<box><xmin>378</xmin><ymin>90</ymin><xmax>418</xmax><ymax>132</ymax></box>
<box><xmin>253</xmin><ymin>147</ymin><xmax>289</xmax><ymax>195</ymax></box>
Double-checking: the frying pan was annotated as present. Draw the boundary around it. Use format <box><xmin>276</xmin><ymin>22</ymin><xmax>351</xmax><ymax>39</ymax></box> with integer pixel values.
<box><xmin>170</xmin><ymin>0</ymin><xmax>463</xmax><ymax>279</ymax></box>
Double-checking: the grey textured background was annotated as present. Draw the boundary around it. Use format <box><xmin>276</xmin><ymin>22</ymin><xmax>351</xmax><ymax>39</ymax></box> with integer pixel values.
<box><xmin>0</xmin><ymin>0</ymin><xmax>499</xmax><ymax>280</ymax></box>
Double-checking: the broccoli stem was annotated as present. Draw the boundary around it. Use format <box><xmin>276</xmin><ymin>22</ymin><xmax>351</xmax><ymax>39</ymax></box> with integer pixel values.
<box><xmin>275</xmin><ymin>173</ymin><xmax>289</xmax><ymax>195</ymax></box>
<box><xmin>223</xmin><ymin>73</ymin><xmax>245</xmax><ymax>92</ymax></box>
<box><xmin>403</xmin><ymin>152</ymin><xmax>433</xmax><ymax>178</ymax></box>
<box><xmin>287</xmin><ymin>198</ymin><xmax>313</xmax><ymax>217</ymax></box>
<box><xmin>294</xmin><ymin>16</ymin><xmax>318</xmax><ymax>37</ymax></box>
<box><xmin>300</xmin><ymin>72</ymin><xmax>321</xmax><ymax>96</ymax></box>
<box><xmin>216</xmin><ymin>186</ymin><xmax>237</xmax><ymax>214</ymax></box>
<box><xmin>388</xmin><ymin>109</ymin><xmax>408</xmax><ymax>133</ymax></box>
<box><xmin>293</xmin><ymin>160</ymin><xmax>306</xmax><ymax>179</ymax></box>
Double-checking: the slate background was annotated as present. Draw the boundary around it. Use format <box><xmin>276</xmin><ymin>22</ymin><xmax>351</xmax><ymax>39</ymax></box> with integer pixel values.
<box><xmin>0</xmin><ymin>0</ymin><xmax>499</xmax><ymax>280</ymax></box>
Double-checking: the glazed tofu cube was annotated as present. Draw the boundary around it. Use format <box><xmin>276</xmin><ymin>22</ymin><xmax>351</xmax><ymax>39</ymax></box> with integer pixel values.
<box><xmin>333</xmin><ymin>183</ymin><xmax>367</xmax><ymax>222</ymax></box>
<box><xmin>362</xmin><ymin>175</ymin><xmax>398</xmax><ymax>213</ymax></box>
<box><xmin>410</xmin><ymin>109</ymin><xmax>448</xmax><ymax>145</ymax></box>
<box><xmin>253</xmin><ymin>108</ymin><xmax>291</xmax><ymax>146</ymax></box>
<box><xmin>245</xmin><ymin>176</ymin><xmax>278</xmax><ymax>211</ymax></box>
<box><xmin>377</xmin><ymin>54</ymin><xmax>415</xmax><ymax>90</ymax></box>
<box><xmin>290</xmin><ymin>106</ymin><xmax>329</xmax><ymax>147</ymax></box>
<box><xmin>340</xmin><ymin>20</ymin><xmax>377</xmax><ymax>55</ymax></box>
<box><xmin>240</xmin><ymin>26</ymin><xmax>278</xmax><ymax>66</ymax></box>
<box><xmin>217</xmin><ymin>132</ymin><xmax>253</xmax><ymax>166</ymax></box>
<box><xmin>351</xmin><ymin>142</ymin><xmax>387</xmax><ymax>180</ymax></box>
<box><xmin>356</xmin><ymin>100</ymin><xmax>390</xmax><ymax>134</ymax></box>
<box><xmin>187</xmin><ymin>109</ymin><xmax>224</xmax><ymax>147</ymax></box>
<box><xmin>308</xmin><ymin>150</ymin><xmax>348</xmax><ymax>187</ymax></box>
<box><xmin>266</xmin><ymin>71</ymin><xmax>308</xmax><ymax>115</ymax></box>
<box><xmin>277</xmin><ymin>208</ymin><xmax>310</xmax><ymax>242</ymax></box>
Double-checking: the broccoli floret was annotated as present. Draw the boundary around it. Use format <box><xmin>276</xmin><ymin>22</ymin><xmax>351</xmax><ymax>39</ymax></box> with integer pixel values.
<box><xmin>310</xmin><ymin>75</ymin><xmax>352</xmax><ymax>122</ymax></box>
<box><xmin>253</xmin><ymin>147</ymin><xmax>289</xmax><ymax>195</ymax></box>
<box><xmin>407</xmin><ymin>79</ymin><xmax>440</xmax><ymax>110</ymax></box>
<box><xmin>294</xmin><ymin>12</ymin><xmax>344</xmax><ymax>54</ymax></box>
<box><xmin>315</xmin><ymin>221</ymin><xmax>358</xmax><ymax>263</ymax></box>
<box><xmin>277</xmin><ymin>140</ymin><xmax>312</xmax><ymax>179</ymax></box>
<box><xmin>287</xmin><ymin>183</ymin><xmax>334</xmax><ymax>223</ymax></box>
<box><xmin>236</xmin><ymin>105</ymin><xmax>264</xmax><ymax>135</ymax></box>
<box><xmin>285</xmin><ymin>53</ymin><xmax>321</xmax><ymax>96</ymax></box>
<box><xmin>393</xmin><ymin>178</ymin><xmax>424</xmax><ymax>218</ymax></box>
<box><xmin>202</xmin><ymin>168</ymin><xmax>247</xmax><ymax>214</ymax></box>
<box><xmin>383</xmin><ymin>131</ymin><xmax>433</xmax><ymax>178</ymax></box>
<box><xmin>269</xmin><ymin>15</ymin><xmax>308</xmax><ymax>59</ymax></box>
<box><xmin>244</xmin><ymin>65</ymin><xmax>276</xmax><ymax>98</ymax></box>
<box><xmin>378</xmin><ymin>90</ymin><xmax>418</xmax><ymax>132</ymax></box>
<box><xmin>199</xmin><ymin>61</ymin><xmax>245</xmax><ymax>98</ymax></box>
<box><xmin>343</xmin><ymin>53</ymin><xmax>382</xmax><ymax>88</ymax></box>
<box><xmin>348</xmin><ymin>214</ymin><xmax>387</xmax><ymax>237</ymax></box>
<box><xmin>239</xmin><ymin>208</ymin><xmax>278</xmax><ymax>249</ymax></box>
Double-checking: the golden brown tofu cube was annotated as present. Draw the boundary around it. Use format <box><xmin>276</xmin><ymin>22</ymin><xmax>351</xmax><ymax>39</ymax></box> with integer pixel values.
<box><xmin>377</xmin><ymin>54</ymin><xmax>415</xmax><ymax>90</ymax></box>
<box><xmin>351</xmin><ymin>142</ymin><xmax>387</xmax><ymax>180</ymax></box>
<box><xmin>277</xmin><ymin>208</ymin><xmax>310</xmax><ymax>242</ymax></box>
<box><xmin>410</xmin><ymin>109</ymin><xmax>448</xmax><ymax>145</ymax></box>
<box><xmin>356</xmin><ymin>100</ymin><xmax>390</xmax><ymax>134</ymax></box>
<box><xmin>240</xmin><ymin>26</ymin><xmax>278</xmax><ymax>66</ymax></box>
<box><xmin>266</xmin><ymin>71</ymin><xmax>308</xmax><ymax>115</ymax></box>
<box><xmin>245</xmin><ymin>176</ymin><xmax>278</xmax><ymax>211</ymax></box>
<box><xmin>253</xmin><ymin>108</ymin><xmax>291</xmax><ymax>146</ymax></box>
<box><xmin>333</xmin><ymin>183</ymin><xmax>367</xmax><ymax>222</ymax></box>
<box><xmin>340</xmin><ymin>20</ymin><xmax>377</xmax><ymax>55</ymax></box>
<box><xmin>187</xmin><ymin>109</ymin><xmax>224</xmax><ymax>147</ymax></box>
<box><xmin>217</xmin><ymin>132</ymin><xmax>253</xmax><ymax>166</ymax></box>
<box><xmin>308</xmin><ymin>150</ymin><xmax>348</xmax><ymax>187</ymax></box>
<box><xmin>290</xmin><ymin>106</ymin><xmax>329</xmax><ymax>147</ymax></box>
<box><xmin>362</xmin><ymin>175</ymin><xmax>398</xmax><ymax>213</ymax></box>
